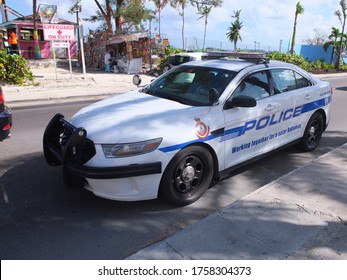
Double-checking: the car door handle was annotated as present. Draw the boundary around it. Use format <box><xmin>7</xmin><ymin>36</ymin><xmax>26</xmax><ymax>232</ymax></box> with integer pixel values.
<box><xmin>305</xmin><ymin>94</ymin><xmax>311</xmax><ymax>100</ymax></box>
<box><xmin>265</xmin><ymin>104</ymin><xmax>277</xmax><ymax>111</ymax></box>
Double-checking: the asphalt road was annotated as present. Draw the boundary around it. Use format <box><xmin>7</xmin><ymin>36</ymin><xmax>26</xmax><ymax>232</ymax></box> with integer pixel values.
<box><xmin>0</xmin><ymin>77</ymin><xmax>346</xmax><ymax>260</ymax></box>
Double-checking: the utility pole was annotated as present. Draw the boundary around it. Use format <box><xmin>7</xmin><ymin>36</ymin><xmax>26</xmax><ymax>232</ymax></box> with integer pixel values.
<box><xmin>72</xmin><ymin>1</ymin><xmax>82</xmax><ymax>60</ymax></box>
<box><xmin>1</xmin><ymin>0</ymin><xmax>9</xmax><ymax>22</ymax></box>
<box><xmin>33</xmin><ymin>0</ymin><xmax>41</xmax><ymax>58</ymax></box>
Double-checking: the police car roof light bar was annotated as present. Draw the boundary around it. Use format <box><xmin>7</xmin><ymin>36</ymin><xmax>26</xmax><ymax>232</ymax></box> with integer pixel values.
<box><xmin>206</xmin><ymin>51</ymin><xmax>268</xmax><ymax>64</ymax></box>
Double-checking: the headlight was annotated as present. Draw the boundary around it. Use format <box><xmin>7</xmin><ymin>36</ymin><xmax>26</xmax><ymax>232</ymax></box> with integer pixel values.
<box><xmin>102</xmin><ymin>138</ymin><xmax>162</xmax><ymax>158</ymax></box>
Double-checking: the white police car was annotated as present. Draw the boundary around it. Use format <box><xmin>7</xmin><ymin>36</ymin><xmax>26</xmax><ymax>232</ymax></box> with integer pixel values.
<box><xmin>43</xmin><ymin>54</ymin><xmax>332</xmax><ymax>205</ymax></box>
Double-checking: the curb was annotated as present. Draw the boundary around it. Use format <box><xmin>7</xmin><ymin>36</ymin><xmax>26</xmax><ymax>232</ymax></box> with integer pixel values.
<box><xmin>7</xmin><ymin>93</ymin><xmax>115</xmax><ymax>109</ymax></box>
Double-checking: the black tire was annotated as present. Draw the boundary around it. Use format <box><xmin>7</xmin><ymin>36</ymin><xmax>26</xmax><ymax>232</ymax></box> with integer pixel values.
<box><xmin>297</xmin><ymin>112</ymin><xmax>324</xmax><ymax>152</ymax></box>
<box><xmin>159</xmin><ymin>146</ymin><xmax>214</xmax><ymax>206</ymax></box>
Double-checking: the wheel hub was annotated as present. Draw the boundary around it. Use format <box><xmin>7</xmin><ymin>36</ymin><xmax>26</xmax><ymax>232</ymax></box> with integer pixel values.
<box><xmin>181</xmin><ymin>166</ymin><xmax>196</xmax><ymax>183</ymax></box>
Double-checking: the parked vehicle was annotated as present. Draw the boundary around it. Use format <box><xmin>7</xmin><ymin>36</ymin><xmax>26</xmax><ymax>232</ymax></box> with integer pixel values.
<box><xmin>43</xmin><ymin>54</ymin><xmax>332</xmax><ymax>205</ymax></box>
<box><xmin>162</xmin><ymin>52</ymin><xmax>206</xmax><ymax>73</ymax></box>
<box><xmin>0</xmin><ymin>86</ymin><xmax>12</xmax><ymax>142</ymax></box>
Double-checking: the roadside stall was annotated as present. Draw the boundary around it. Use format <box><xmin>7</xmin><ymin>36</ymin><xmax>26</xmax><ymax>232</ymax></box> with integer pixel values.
<box><xmin>84</xmin><ymin>31</ymin><xmax>151</xmax><ymax>74</ymax></box>
<box><xmin>107</xmin><ymin>32</ymin><xmax>150</xmax><ymax>74</ymax></box>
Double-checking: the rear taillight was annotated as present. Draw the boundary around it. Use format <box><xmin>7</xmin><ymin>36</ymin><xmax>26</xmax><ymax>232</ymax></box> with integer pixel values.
<box><xmin>0</xmin><ymin>86</ymin><xmax>5</xmax><ymax>104</ymax></box>
<box><xmin>3</xmin><ymin>124</ymin><xmax>11</xmax><ymax>131</ymax></box>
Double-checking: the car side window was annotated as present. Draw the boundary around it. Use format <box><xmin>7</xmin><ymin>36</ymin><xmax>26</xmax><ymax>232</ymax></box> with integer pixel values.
<box><xmin>272</xmin><ymin>69</ymin><xmax>311</xmax><ymax>93</ymax></box>
<box><xmin>233</xmin><ymin>71</ymin><xmax>271</xmax><ymax>100</ymax></box>
<box><xmin>294</xmin><ymin>71</ymin><xmax>311</xmax><ymax>88</ymax></box>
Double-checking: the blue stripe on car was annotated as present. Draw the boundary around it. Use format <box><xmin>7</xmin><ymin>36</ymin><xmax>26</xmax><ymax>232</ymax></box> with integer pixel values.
<box><xmin>159</xmin><ymin>97</ymin><xmax>331</xmax><ymax>153</ymax></box>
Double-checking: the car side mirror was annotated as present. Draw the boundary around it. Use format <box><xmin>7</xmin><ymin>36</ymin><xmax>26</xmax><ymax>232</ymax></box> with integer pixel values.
<box><xmin>224</xmin><ymin>95</ymin><xmax>257</xmax><ymax>109</ymax></box>
<box><xmin>133</xmin><ymin>75</ymin><xmax>142</xmax><ymax>87</ymax></box>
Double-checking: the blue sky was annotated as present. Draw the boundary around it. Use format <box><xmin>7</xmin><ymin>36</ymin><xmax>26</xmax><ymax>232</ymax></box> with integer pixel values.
<box><xmin>4</xmin><ymin>0</ymin><xmax>344</xmax><ymax>51</ymax></box>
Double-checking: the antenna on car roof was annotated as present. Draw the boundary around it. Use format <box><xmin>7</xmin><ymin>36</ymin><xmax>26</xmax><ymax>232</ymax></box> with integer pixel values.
<box><xmin>205</xmin><ymin>51</ymin><xmax>269</xmax><ymax>64</ymax></box>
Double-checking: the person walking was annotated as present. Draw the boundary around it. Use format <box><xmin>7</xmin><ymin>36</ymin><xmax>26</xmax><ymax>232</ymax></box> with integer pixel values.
<box><xmin>104</xmin><ymin>48</ymin><xmax>112</xmax><ymax>73</ymax></box>
<box><xmin>8</xmin><ymin>30</ymin><xmax>18</xmax><ymax>54</ymax></box>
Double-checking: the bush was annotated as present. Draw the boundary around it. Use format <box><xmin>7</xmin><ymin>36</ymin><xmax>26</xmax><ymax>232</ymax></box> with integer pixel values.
<box><xmin>266</xmin><ymin>51</ymin><xmax>335</xmax><ymax>73</ymax></box>
<box><xmin>0</xmin><ymin>49</ymin><xmax>34</xmax><ymax>85</ymax></box>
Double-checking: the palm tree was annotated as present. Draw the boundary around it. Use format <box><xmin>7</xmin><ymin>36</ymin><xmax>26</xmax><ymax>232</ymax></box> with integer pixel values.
<box><xmin>152</xmin><ymin>0</ymin><xmax>170</xmax><ymax>39</ymax></box>
<box><xmin>324</xmin><ymin>27</ymin><xmax>341</xmax><ymax>64</ymax></box>
<box><xmin>196</xmin><ymin>0</ymin><xmax>223</xmax><ymax>51</ymax></box>
<box><xmin>226</xmin><ymin>10</ymin><xmax>243</xmax><ymax>51</ymax></box>
<box><xmin>171</xmin><ymin>0</ymin><xmax>192</xmax><ymax>50</ymax></box>
<box><xmin>289</xmin><ymin>2</ymin><xmax>304</xmax><ymax>55</ymax></box>
<box><xmin>334</xmin><ymin>0</ymin><xmax>347</xmax><ymax>68</ymax></box>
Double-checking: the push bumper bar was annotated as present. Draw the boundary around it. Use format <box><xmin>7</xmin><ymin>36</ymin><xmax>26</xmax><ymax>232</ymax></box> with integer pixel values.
<box><xmin>43</xmin><ymin>114</ymin><xmax>161</xmax><ymax>189</ymax></box>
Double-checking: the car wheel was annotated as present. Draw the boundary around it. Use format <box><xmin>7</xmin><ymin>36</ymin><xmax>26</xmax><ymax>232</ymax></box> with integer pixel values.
<box><xmin>159</xmin><ymin>146</ymin><xmax>214</xmax><ymax>206</ymax></box>
<box><xmin>297</xmin><ymin>112</ymin><xmax>324</xmax><ymax>152</ymax></box>
<box><xmin>162</xmin><ymin>65</ymin><xmax>171</xmax><ymax>73</ymax></box>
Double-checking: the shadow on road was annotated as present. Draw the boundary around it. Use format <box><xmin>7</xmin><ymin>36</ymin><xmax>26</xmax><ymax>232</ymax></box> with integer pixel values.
<box><xmin>0</xmin><ymin>130</ymin><xmax>346</xmax><ymax>260</ymax></box>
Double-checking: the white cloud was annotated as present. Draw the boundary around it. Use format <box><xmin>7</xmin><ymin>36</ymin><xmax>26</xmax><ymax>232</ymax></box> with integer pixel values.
<box><xmin>157</xmin><ymin>0</ymin><xmax>346</xmax><ymax>50</ymax></box>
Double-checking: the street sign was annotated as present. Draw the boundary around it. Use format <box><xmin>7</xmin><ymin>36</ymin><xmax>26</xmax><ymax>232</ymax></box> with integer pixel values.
<box><xmin>43</xmin><ymin>24</ymin><xmax>75</xmax><ymax>41</ymax></box>
<box><xmin>52</xmin><ymin>41</ymin><xmax>69</xmax><ymax>48</ymax></box>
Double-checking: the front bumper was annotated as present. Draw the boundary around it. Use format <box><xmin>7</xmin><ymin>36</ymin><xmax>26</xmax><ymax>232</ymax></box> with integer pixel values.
<box><xmin>0</xmin><ymin>105</ymin><xmax>12</xmax><ymax>141</ymax></box>
<box><xmin>43</xmin><ymin>113</ymin><xmax>162</xmax><ymax>189</ymax></box>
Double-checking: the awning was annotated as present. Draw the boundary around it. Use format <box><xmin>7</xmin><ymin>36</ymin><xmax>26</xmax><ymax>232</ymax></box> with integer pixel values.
<box><xmin>107</xmin><ymin>32</ymin><xmax>149</xmax><ymax>45</ymax></box>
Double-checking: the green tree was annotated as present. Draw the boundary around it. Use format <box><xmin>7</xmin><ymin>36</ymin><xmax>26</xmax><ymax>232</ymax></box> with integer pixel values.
<box><xmin>289</xmin><ymin>2</ymin><xmax>304</xmax><ymax>55</ymax></box>
<box><xmin>98</xmin><ymin>0</ymin><xmax>115</xmax><ymax>33</ymax></box>
<box><xmin>194</xmin><ymin>0</ymin><xmax>223</xmax><ymax>51</ymax></box>
<box><xmin>334</xmin><ymin>0</ymin><xmax>347</xmax><ymax>68</ymax></box>
<box><xmin>119</xmin><ymin>0</ymin><xmax>151</xmax><ymax>32</ymax></box>
<box><xmin>83</xmin><ymin>1</ymin><xmax>128</xmax><ymax>33</ymax></box>
<box><xmin>82</xmin><ymin>0</ymin><xmax>115</xmax><ymax>33</ymax></box>
<box><xmin>84</xmin><ymin>1</ymin><xmax>149</xmax><ymax>34</ymax></box>
<box><xmin>226</xmin><ymin>10</ymin><xmax>243</xmax><ymax>51</ymax></box>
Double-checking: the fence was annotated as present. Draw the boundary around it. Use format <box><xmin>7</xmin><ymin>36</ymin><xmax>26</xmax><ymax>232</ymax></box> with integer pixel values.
<box><xmin>181</xmin><ymin>37</ymin><xmax>292</xmax><ymax>53</ymax></box>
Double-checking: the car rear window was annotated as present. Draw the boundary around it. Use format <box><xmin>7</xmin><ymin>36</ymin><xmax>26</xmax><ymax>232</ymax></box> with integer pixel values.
<box><xmin>271</xmin><ymin>68</ymin><xmax>311</xmax><ymax>93</ymax></box>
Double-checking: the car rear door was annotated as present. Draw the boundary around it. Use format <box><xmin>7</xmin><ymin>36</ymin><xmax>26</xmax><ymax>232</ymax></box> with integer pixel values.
<box><xmin>270</xmin><ymin>68</ymin><xmax>314</xmax><ymax>143</ymax></box>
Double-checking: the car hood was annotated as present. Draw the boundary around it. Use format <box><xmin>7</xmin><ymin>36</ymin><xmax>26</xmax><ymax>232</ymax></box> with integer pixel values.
<box><xmin>70</xmin><ymin>90</ymin><xmax>211</xmax><ymax>144</ymax></box>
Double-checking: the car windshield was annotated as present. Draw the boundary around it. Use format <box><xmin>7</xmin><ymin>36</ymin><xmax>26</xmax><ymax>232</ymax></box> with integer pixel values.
<box><xmin>143</xmin><ymin>65</ymin><xmax>237</xmax><ymax>106</ymax></box>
